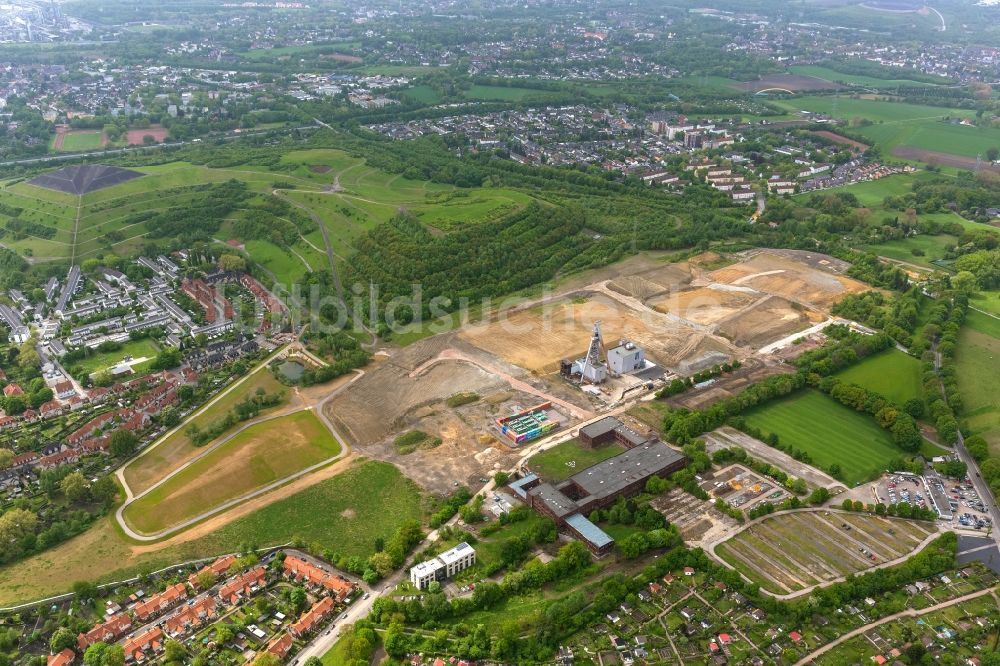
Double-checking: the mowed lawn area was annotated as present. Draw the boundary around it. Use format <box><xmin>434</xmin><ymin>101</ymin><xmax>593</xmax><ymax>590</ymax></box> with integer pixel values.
<box><xmin>835</xmin><ymin>348</ymin><xmax>923</xmax><ymax>407</ymax></box>
<box><xmin>526</xmin><ymin>438</ymin><xmax>625</xmax><ymax>484</ymax></box>
<box><xmin>956</xmin><ymin>310</ymin><xmax>1000</xmax><ymax>456</ymax></box>
<box><xmin>123</xmin><ymin>367</ymin><xmax>287</xmax><ymax>494</ymax></box>
<box><xmin>123</xmin><ymin>410</ymin><xmax>340</xmax><ymax>534</ymax></box>
<box><xmin>69</xmin><ymin>338</ymin><xmax>160</xmax><ymax>377</ymax></box>
<box><xmin>742</xmin><ymin>390</ymin><xmax>904</xmax><ymax>485</ymax></box>
<box><xmin>58</xmin><ymin>131</ymin><xmax>105</xmax><ymax>151</ymax></box>
<box><xmin>0</xmin><ymin>460</ymin><xmax>422</xmax><ymax>605</ymax></box>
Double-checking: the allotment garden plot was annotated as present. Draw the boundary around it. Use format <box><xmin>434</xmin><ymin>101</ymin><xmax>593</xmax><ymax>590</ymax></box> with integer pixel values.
<box><xmin>716</xmin><ymin>511</ymin><xmax>938</xmax><ymax>594</ymax></box>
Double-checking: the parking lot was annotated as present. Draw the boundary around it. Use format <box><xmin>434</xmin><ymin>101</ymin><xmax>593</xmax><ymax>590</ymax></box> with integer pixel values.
<box><xmin>872</xmin><ymin>472</ymin><xmax>992</xmax><ymax>531</ymax></box>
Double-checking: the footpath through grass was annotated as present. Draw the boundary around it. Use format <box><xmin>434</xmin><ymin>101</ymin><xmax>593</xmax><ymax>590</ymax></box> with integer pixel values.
<box><xmin>0</xmin><ymin>460</ymin><xmax>422</xmax><ymax>605</ymax></box>
<box><xmin>123</xmin><ymin>410</ymin><xmax>340</xmax><ymax>534</ymax></box>
<box><xmin>526</xmin><ymin>438</ymin><xmax>625</xmax><ymax>484</ymax></box>
<box><xmin>123</xmin><ymin>367</ymin><xmax>287</xmax><ymax>494</ymax></box>
<box><xmin>742</xmin><ymin>390</ymin><xmax>905</xmax><ymax>485</ymax></box>
<box><xmin>835</xmin><ymin>348</ymin><xmax>923</xmax><ymax>407</ymax></box>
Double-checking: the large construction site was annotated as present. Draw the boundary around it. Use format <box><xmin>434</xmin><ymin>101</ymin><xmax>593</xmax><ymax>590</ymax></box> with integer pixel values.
<box><xmin>323</xmin><ymin>249</ymin><xmax>872</xmax><ymax>493</ymax></box>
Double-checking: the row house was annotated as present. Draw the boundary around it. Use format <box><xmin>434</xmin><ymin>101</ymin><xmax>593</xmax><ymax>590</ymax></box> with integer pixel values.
<box><xmin>265</xmin><ymin>633</ymin><xmax>294</xmax><ymax>660</ymax></box>
<box><xmin>38</xmin><ymin>448</ymin><xmax>80</xmax><ymax>470</ymax></box>
<box><xmin>67</xmin><ymin>410</ymin><xmax>122</xmax><ymax>445</ymax></box>
<box><xmin>133</xmin><ymin>582</ymin><xmax>187</xmax><ymax>622</ymax></box>
<box><xmin>218</xmin><ymin>566</ymin><xmax>267</xmax><ymax>605</ymax></box>
<box><xmin>48</xmin><ymin>648</ymin><xmax>75</xmax><ymax>666</ymax></box>
<box><xmin>78</xmin><ymin>613</ymin><xmax>132</xmax><ymax>650</ymax></box>
<box><xmin>189</xmin><ymin>554</ymin><xmax>237</xmax><ymax>588</ymax></box>
<box><xmin>289</xmin><ymin>596</ymin><xmax>334</xmax><ymax>638</ymax></box>
<box><xmin>123</xmin><ymin>626</ymin><xmax>163</xmax><ymax>663</ymax></box>
<box><xmin>162</xmin><ymin>595</ymin><xmax>218</xmax><ymax>638</ymax></box>
<box><xmin>282</xmin><ymin>556</ymin><xmax>354</xmax><ymax>602</ymax></box>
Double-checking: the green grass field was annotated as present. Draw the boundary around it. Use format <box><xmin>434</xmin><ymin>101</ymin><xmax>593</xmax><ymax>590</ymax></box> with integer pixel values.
<box><xmin>743</xmin><ymin>390</ymin><xmax>912</xmax><ymax>485</ymax></box>
<box><xmin>970</xmin><ymin>291</ymin><xmax>1000</xmax><ymax>317</ymax></box>
<box><xmin>772</xmin><ymin>96</ymin><xmax>1000</xmax><ymax>159</ymax></box>
<box><xmin>526</xmin><ymin>438</ymin><xmax>625</xmax><ymax>484</ymax></box>
<box><xmin>56</xmin><ymin>131</ymin><xmax>105</xmax><ymax>152</ymax></box>
<box><xmin>402</xmin><ymin>85</ymin><xmax>442</xmax><ymax>104</ymax></box>
<box><xmin>788</xmin><ymin>65</ymin><xmax>943</xmax><ymax>89</ymax></box>
<box><xmin>956</xmin><ymin>311</ymin><xmax>1000</xmax><ymax>456</ymax></box>
<box><xmin>0</xmin><ymin>460</ymin><xmax>422</xmax><ymax>605</ymax></box>
<box><xmin>862</xmin><ymin>234</ymin><xmax>959</xmax><ymax>269</ymax></box>
<box><xmin>0</xmin><ymin>148</ymin><xmax>534</xmax><ymax>279</ymax></box>
<box><xmin>70</xmin><ymin>338</ymin><xmax>160</xmax><ymax>377</ymax></box>
<box><xmin>123</xmin><ymin>410</ymin><xmax>339</xmax><ymax>534</ymax></box>
<box><xmin>461</xmin><ymin>84</ymin><xmax>552</xmax><ymax>101</ymax></box>
<box><xmin>123</xmin><ymin>367</ymin><xmax>287</xmax><ymax>494</ymax></box>
<box><xmin>835</xmin><ymin>349</ymin><xmax>923</xmax><ymax>407</ymax></box>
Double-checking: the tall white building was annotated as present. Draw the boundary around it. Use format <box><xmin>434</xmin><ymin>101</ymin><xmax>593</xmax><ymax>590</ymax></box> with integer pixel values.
<box><xmin>409</xmin><ymin>542</ymin><xmax>476</xmax><ymax>590</ymax></box>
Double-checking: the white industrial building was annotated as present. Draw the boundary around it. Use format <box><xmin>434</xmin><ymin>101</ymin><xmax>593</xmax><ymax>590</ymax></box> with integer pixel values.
<box><xmin>409</xmin><ymin>542</ymin><xmax>477</xmax><ymax>590</ymax></box>
<box><xmin>607</xmin><ymin>341</ymin><xmax>645</xmax><ymax>374</ymax></box>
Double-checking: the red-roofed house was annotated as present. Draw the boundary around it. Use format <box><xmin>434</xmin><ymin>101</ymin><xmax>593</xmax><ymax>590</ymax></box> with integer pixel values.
<box><xmin>266</xmin><ymin>633</ymin><xmax>294</xmax><ymax>659</ymax></box>
<box><xmin>133</xmin><ymin>582</ymin><xmax>187</xmax><ymax>622</ymax></box>
<box><xmin>289</xmin><ymin>596</ymin><xmax>334</xmax><ymax>637</ymax></box>
<box><xmin>871</xmin><ymin>656</ymin><xmax>886</xmax><ymax>665</ymax></box>
<box><xmin>54</xmin><ymin>381</ymin><xmax>75</xmax><ymax>399</ymax></box>
<box><xmin>189</xmin><ymin>554</ymin><xmax>237</xmax><ymax>588</ymax></box>
<box><xmin>789</xmin><ymin>631</ymin><xmax>802</xmax><ymax>642</ymax></box>
<box><xmin>48</xmin><ymin>648</ymin><xmax>75</xmax><ymax>666</ymax></box>
<box><xmin>3</xmin><ymin>383</ymin><xmax>23</xmax><ymax>396</ymax></box>
<box><xmin>78</xmin><ymin>613</ymin><xmax>132</xmax><ymax>650</ymax></box>
<box><xmin>283</xmin><ymin>555</ymin><xmax>354</xmax><ymax>602</ymax></box>
<box><xmin>163</xmin><ymin>595</ymin><xmax>217</xmax><ymax>638</ymax></box>
<box><xmin>718</xmin><ymin>634</ymin><xmax>732</xmax><ymax>645</ymax></box>
<box><xmin>218</xmin><ymin>566</ymin><xmax>267</xmax><ymax>605</ymax></box>
<box><xmin>123</xmin><ymin>626</ymin><xmax>163</xmax><ymax>662</ymax></box>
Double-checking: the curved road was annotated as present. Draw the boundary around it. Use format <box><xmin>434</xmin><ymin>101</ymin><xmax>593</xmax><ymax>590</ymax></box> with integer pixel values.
<box><xmin>115</xmin><ymin>350</ymin><xmax>364</xmax><ymax>541</ymax></box>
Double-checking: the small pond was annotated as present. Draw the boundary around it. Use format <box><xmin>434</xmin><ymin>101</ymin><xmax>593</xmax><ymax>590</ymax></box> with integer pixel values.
<box><xmin>278</xmin><ymin>360</ymin><xmax>306</xmax><ymax>381</ymax></box>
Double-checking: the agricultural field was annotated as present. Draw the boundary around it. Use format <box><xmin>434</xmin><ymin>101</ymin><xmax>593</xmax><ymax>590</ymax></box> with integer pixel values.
<box><xmin>122</xmin><ymin>366</ymin><xmax>288</xmax><ymax>494</ymax></box>
<box><xmin>0</xmin><ymin>460</ymin><xmax>422</xmax><ymax>605</ymax></box>
<box><xmin>956</xmin><ymin>311</ymin><xmax>1000</xmax><ymax>456</ymax></box>
<box><xmin>772</xmin><ymin>96</ymin><xmax>1000</xmax><ymax>160</ymax></box>
<box><xmin>122</xmin><ymin>409</ymin><xmax>340</xmax><ymax>534</ymax></box>
<box><xmin>402</xmin><ymin>84</ymin><xmax>442</xmax><ymax>104</ymax></box>
<box><xmin>716</xmin><ymin>510</ymin><xmax>938</xmax><ymax>594</ymax></box>
<box><xmin>526</xmin><ymin>438</ymin><xmax>626</xmax><ymax>484</ymax></box>
<box><xmin>461</xmin><ymin>84</ymin><xmax>551</xmax><ymax>101</ymax></box>
<box><xmin>742</xmin><ymin>390</ymin><xmax>911</xmax><ymax>485</ymax></box>
<box><xmin>788</xmin><ymin>65</ymin><xmax>943</xmax><ymax>89</ymax></box>
<box><xmin>834</xmin><ymin>348</ymin><xmax>923</xmax><ymax>407</ymax></box>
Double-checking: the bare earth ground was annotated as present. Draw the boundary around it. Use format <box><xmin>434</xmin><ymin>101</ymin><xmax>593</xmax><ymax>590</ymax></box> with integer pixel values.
<box><xmin>322</xmin><ymin>334</ymin><xmax>570</xmax><ymax>493</ymax></box>
<box><xmin>735</xmin><ymin>74</ymin><xmax>847</xmax><ymax>92</ymax></box>
<box><xmin>704</xmin><ymin>249</ymin><xmax>868</xmax><ymax>311</ymax></box>
<box><xmin>323</xmin><ymin>249</ymin><xmax>870</xmax><ymax>494</ymax></box>
<box><xmin>811</xmin><ymin>130</ymin><xmax>869</xmax><ymax>152</ymax></box>
<box><xmin>458</xmin><ymin>292</ymin><xmax>735</xmax><ymax>375</ymax></box>
<box><xmin>892</xmin><ymin>146</ymin><xmax>1000</xmax><ymax>173</ymax></box>
<box><xmin>126</xmin><ymin>127</ymin><xmax>169</xmax><ymax>145</ymax></box>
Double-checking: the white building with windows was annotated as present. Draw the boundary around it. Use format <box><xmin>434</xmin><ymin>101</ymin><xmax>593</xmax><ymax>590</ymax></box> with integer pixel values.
<box><xmin>409</xmin><ymin>542</ymin><xmax>476</xmax><ymax>590</ymax></box>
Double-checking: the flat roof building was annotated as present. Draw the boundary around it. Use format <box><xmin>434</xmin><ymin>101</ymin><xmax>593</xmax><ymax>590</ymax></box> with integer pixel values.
<box><xmin>409</xmin><ymin>542</ymin><xmax>476</xmax><ymax>590</ymax></box>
